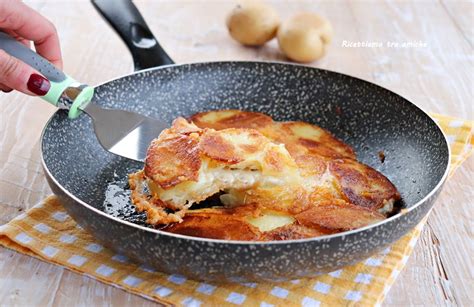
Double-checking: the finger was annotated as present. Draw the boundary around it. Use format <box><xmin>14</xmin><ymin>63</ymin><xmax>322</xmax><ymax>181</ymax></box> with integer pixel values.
<box><xmin>0</xmin><ymin>83</ymin><xmax>13</xmax><ymax>93</ymax></box>
<box><xmin>0</xmin><ymin>49</ymin><xmax>50</xmax><ymax>96</ymax></box>
<box><xmin>1</xmin><ymin>29</ymin><xmax>31</xmax><ymax>48</ymax></box>
<box><xmin>0</xmin><ymin>0</ymin><xmax>62</xmax><ymax>69</ymax></box>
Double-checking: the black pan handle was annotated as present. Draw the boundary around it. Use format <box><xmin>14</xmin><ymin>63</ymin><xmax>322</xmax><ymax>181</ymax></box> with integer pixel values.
<box><xmin>91</xmin><ymin>0</ymin><xmax>174</xmax><ymax>71</ymax></box>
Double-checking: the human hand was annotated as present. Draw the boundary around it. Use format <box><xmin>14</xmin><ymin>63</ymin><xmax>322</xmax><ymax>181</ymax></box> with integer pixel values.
<box><xmin>0</xmin><ymin>0</ymin><xmax>62</xmax><ymax>95</ymax></box>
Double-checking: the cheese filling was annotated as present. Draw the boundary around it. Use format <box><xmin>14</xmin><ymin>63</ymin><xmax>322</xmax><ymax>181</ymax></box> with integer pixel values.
<box><xmin>247</xmin><ymin>212</ymin><xmax>295</xmax><ymax>231</ymax></box>
<box><xmin>149</xmin><ymin>159</ymin><xmax>291</xmax><ymax>207</ymax></box>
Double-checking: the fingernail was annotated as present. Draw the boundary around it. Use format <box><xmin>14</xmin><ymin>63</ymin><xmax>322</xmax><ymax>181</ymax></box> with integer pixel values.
<box><xmin>27</xmin><ymin>74</ymin><xmax>50</xmax><ymax>96</ymax></box>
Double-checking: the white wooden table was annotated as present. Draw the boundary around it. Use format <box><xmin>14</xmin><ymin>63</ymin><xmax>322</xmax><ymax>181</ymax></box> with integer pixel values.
<box><xmin>0</xmin><ymin>1</ymin><xmax>472</xmax><ymax>305</ymax></box>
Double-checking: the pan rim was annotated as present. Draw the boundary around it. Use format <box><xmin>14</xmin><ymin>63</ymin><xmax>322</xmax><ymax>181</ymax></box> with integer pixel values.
<box><xmin>40</xmin><ymin>60</ymin><xmax>452</xmax><ymax>245</ymax></box>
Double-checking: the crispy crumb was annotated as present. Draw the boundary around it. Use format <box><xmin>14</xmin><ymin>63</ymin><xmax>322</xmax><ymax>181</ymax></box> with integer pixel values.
<box><xmin>378</xmin><ymin>150</ymin><xmax>386</xmax><ymax>163</ymax></box>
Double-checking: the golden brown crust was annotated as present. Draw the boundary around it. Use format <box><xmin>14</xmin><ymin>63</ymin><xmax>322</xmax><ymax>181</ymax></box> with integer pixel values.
<box><xmin>292</xmin><ymin>153</ymin><xmax>327</xmax><ymax>177</ymax></box>
<box><xmin>200</xmin><ymin>128</ymin><xmax>271</xmax><ymax>164</ymax></box>
<box><xmin>272</xmin><ymin>121</ymin><xmax>356</xmax><ymax>160</ymax></box>
<box><xmin>129</xmin><ymin>110</ymin><xmax>401</xmax><ymax>241</ymax></box>
<box><xmin>260</xmin><ymin>223</ymin><xmax>327</xmax><ymax>240</ymax></box>
<box><xmin>163</xmin><ymin>209</ymin><xmax>262</xmax><ymax>241</ymax></box>
<box><xmin>135</xmin><ymin>115</ymin><xmax>302</xmax><ymax>223</ymax></box>
<box><xmin>295</xmin><ymin>201</ymin><xmax>385</xmax><ymax>232</ymax></box>
<box><xmin>200</xmin><ymin>131</ymin><xmax>242</xmax><ymax>164</ymax></box>
<box><xmin>145</xmin><ymin>118</ymin><xmax>290</xmax><ymax>190</ymax></box>
<box><xmin>329</xmin><ymin>158</ymin><xmax>401</xmax><ymax>211</ymax></box>
<box><xmin>164</xmin><ymin>206</ymin><xmax>327</xmax><ymax>241</ymax></box>
<box><xmin>144</xmin><ymin>134</ymin><xmax>201</xmax><ymax>189</ymax></box>
<box><xmin>191</xmin><ymin>111</ymin><xmax>355</xmax><ymax>160</ymax></box>
<box><xmin>190</xmin><ymin>109</ymin><xmax>273</xmax><ymax>130</ymax></box>
<box><xmin>162</xmin><ymin>202</ymin><xmax>383</xmax><ymax>241</ymax></box>
<box><xmin>129</xmin><ymin>171</ymin><xmax>191</xmax><ymax>224</ymax></box>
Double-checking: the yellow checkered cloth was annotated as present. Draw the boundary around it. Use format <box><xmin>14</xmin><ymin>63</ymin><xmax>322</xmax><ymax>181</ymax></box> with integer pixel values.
<box><xmin>0</xmin><ymin>113</ymin><xmax>472</xmax><ymax>306</ymax></box>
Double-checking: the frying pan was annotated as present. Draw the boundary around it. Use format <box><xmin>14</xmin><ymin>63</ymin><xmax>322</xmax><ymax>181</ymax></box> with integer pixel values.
<box><xmin>41</xmin><ymin>0</ymin><xmax>450</xmax><ymax>282</ymax></box>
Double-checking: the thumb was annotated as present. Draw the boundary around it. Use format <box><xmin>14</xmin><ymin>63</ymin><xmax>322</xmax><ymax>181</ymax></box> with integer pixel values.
<box><xmin>0</xmin><ymin>49</ymin><xmax>50</xmax><ymax>96</ymax></box>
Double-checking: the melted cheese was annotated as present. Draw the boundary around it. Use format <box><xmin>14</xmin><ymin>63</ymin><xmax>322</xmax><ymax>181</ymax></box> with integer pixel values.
<box><xmin>150</xmin><ymin>152</ymin><xmax>298</xmax><ymax>207</ymax></box>
<box><xmin>247</xmin><ymin>213</ymin><xmax>295</xmax><ymax>231</ymax></box>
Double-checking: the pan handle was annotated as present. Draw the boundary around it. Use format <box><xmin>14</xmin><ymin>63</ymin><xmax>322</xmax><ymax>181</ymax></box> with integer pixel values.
<box><xmin>91</xmin><ymin>0</ymin><xmax>175</xmax><ymax>71</ymax></box>
<box><xmin>0</xmin><ymin>32</ymin><xmax>93</xmax><ymax>119</ymax></box>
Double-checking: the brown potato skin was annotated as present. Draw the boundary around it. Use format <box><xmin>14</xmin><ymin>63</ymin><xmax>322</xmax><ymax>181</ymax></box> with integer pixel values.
<box><xmin>277</xmin><ymin>12</ymin><xmax>333</xmax><ymax>63</ymax></box>
<box><xmin>226</xmin><ymin>3</ymin><xmax>280</xmax><ymax>46</ymax></box>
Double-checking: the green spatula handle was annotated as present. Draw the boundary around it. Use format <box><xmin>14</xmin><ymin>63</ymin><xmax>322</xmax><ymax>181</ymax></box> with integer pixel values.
<box><xmin>0</xmin><ymin>31</ymin><xmax>93</xmax><ymax>118</ymax></box>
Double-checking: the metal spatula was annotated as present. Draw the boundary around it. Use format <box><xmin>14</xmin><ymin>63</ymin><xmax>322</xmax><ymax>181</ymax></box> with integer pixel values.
<box><xmin>0</xmin><ymin>32</ymin><xmax>168</xmax><ymax>162</ymax></box>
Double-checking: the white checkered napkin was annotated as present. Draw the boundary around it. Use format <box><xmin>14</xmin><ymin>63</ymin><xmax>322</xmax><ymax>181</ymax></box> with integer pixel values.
<box><xmin>0</xmin><ymin>206</ymin><xmax>428</xmax><ymax>306</ymax></box>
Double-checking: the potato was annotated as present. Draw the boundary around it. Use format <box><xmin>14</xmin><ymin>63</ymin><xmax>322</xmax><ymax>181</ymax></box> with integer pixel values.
<box><xmin>277</xmin><ymin>12</ymin><xmax>333</xmax><ymax>63</ymax></box>
<box><xmin>226</xmin><ymin>2</ymin><xmax>280</xmax><ymax>46</ymax></box>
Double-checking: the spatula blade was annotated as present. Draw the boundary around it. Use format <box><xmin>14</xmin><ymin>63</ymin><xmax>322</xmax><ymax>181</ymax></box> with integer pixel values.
<box><xmin>82</xmin><ymin>103</ymin><xmax>168</xmax><ymax>162</ymax></box>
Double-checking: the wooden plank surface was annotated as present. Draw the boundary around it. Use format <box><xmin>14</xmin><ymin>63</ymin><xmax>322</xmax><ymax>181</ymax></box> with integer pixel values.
<box><xmin>0</xmin><ymin>0</ymin><xmax>472</xmax><ymax>306</ymax></box>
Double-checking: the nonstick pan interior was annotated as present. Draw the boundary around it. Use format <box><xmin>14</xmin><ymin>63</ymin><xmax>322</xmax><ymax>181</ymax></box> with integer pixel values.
<box><xmin>42</xmin><ymin>62</ymin><xmax>449</xmax><ymax>233</ymax></box>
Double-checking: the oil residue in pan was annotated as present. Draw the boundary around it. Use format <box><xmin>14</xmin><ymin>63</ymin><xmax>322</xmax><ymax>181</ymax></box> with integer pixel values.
<box><xmin>103</xmin><ymin>172</ymin><xmax>149</xmax><ymax>227</ymax></box>
<box><xmin>102</xmin><ymin>168</ymin><xmax>225</xmax><ymax>229</ymax></box>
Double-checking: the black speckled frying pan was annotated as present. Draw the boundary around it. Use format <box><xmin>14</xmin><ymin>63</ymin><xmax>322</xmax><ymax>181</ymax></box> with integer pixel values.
<box><xmin>41</xmin><ymin>0</ymin><xmax>450</xmax><ymax>282</ymax></box>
